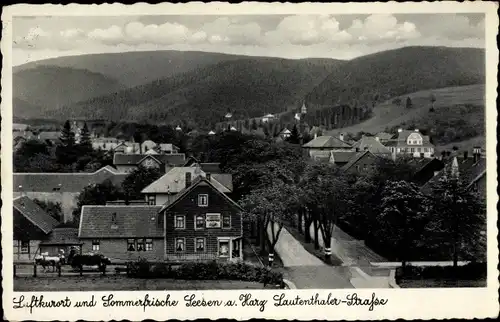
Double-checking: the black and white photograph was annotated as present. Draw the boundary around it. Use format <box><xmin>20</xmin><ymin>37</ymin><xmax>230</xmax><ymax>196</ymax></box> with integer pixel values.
<box><xmin>1</xmin><ymin>2</ymin><xmax>498</xmax><ymax>321</ymax></box>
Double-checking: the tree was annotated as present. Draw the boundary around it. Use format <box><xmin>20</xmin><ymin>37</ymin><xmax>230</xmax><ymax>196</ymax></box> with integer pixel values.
<box><xmin>287</xmin><ymin>124</ymin><xmax>300</xmax><ymax>144</ymax></box>
<box><xmin>60</xmin><ymin>120</ymin><xmax>76</xmax><ymax>147</ymax></box>
<box><xmin>79</xmin><ymin>122</ymin><xmax>92</xmax><ymax>152</ymax></box>
<box><xmin>426</xmin><ymin>174</ymin><xmax>486</xmax><ymax>268</ymax></box>
<box><xmin>72</xmin><ymin>179</ymin><xmax>123</xmax><ymax>227</ymax></box>
<box><xmin>251</xmin><ymin>119</ymin><xmax>258</xmax><ymax>130</ymax></box>
<box><xmin>301</xmin><ymin>163</ymin><xmax>349</xmax><ymax>263</ymax></box>
<box><xmin>406</xmin><ymin>97</ymin><xmax>413</xmax><ymax>109</ymax></box>
<box><xmin>377</xmin><ymin>180</ymin><xmax>430</xmax><ymax>268</ymax></box>
<box><xmin>56</xmin><ymin>120</ymin><xmax>78</xmax><ymax>165</ymax></box>
<box><xmin>121</xmin><ymin>165</ymin><xmax>163</xmax><ymax>202</ymax></box>
<box><xmin>33</xmin><ymin>199</ymin><xmax>63</xmax><ymax>222</ymax></box>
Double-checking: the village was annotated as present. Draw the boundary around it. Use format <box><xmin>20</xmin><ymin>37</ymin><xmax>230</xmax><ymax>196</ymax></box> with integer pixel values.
<box><xmin>12</xmin><ymin>105</ymin><xmax>487</xmax><ymax>290</ymax></box>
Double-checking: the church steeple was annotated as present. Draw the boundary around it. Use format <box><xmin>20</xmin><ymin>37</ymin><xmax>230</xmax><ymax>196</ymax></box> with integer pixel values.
<box><xmin>301</xmin><ymin>101</ymin><xmax>307</xmax><ymax>114</ymax></box>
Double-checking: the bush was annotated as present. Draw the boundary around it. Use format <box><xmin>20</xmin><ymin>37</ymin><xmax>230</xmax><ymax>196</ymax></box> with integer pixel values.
<box><xmin>127</xmin><ymin>259</ymin><xmax>284</xmax><ymax>285</ymax></box>
<box><xmin>396</xmin><ymin>262</ymin><xmax>486</xmax><ymax>282</ymax></box>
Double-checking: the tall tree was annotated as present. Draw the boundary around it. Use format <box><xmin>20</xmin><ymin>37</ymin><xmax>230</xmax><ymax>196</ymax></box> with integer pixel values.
<box><xmin>79</xmin><ymin>122</ymin><xmax>92</xmax><ymax>152</ymax></box>
<box><xmin>377</xmin><ymin>180</ymin><xmax>430</xmax><ymax>268</ymax></box>
<box><xmin>287</xmin><ymin>124</ymin><xmax>300</xmax><ymax>144</ymax></box>
<box><xmin>60</xmin><ymin>120</ymin><xmax>76</xmax><ymax>147</ymax></box>
<box><xmin>426</xmin><ymin>174</ymin><xmax>486</xmax><ymax>268</ymax></box>
<box><xmin>121</xmin><ymin>165</ymin><xmax>163</xmax><ymax>202</ymax></box>
<box><xmin>406</xmin><ymin>96</ymin><xmax>413</xmax><ymax>109</ymax></box>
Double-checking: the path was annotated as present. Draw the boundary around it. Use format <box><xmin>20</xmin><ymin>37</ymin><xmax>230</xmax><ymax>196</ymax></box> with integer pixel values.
<box><xmin>267</xmin><ymin>222</ymin><xmax>353</xmax><ymax>289</ymax></box>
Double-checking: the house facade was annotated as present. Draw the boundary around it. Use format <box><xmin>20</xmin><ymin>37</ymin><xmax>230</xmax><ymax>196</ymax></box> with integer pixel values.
<box><xmin>13</xmin><ymin>196</ymin><xmax>60</xmax><ymax>261</ymax></box>
<box><xmin>113</xmin><ymin>153</ymin><xmax>186</xmax><ymax>173</ymax></box>
<box><xmin>14</xmin><ymin>166</ymin><xmax>128</xmax><ymax>222</ymax></box>
<box><xmin>78</xmin><ymin>175</ymin><xmax>243</xmax><ymax>262</ymax></box>
<box><xmin>385</xmin><ymin>129</ymin><xmax>435</xmax><ymax>159</ymax></box>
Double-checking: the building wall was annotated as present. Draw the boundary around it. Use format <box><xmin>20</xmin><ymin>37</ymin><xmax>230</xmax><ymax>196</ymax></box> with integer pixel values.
<box><xmin>163</xmin><ymin>183</ymin><xmax>242</xmax><ymax>259</ymax></box>
<box><xmin>80</xmin><ymin>238</ymin><xmax>164</xmax><ymax>263</ymax></box>
<box><xmin>13</xmin><ymin>240</ymin><xmax>42</xmax><ymax>261</ymax></box>
<box><xmin>115</xmin><ymin>165</ymin><xmax>137</xmax><ymax>173</ymax></box>
<box><xmin>14</xmin><ymin>192</ymin><xmax>78</xmax><ymax>222</ymax></box>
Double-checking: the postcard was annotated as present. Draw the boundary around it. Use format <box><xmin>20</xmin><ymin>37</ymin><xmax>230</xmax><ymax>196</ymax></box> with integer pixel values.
<box><xmin>2</xmin><ymin>2</ymin><xmax>499</xmax><ymax>320</ymax></box>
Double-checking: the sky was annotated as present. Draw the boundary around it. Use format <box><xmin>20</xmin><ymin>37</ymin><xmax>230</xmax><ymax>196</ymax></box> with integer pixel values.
<box><xmin>12</xmin><ymin>13</ymin><xmax>485</xmax><ymax>66</ymax></box>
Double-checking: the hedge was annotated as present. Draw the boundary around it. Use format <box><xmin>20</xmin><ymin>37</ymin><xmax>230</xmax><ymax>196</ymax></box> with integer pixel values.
<box><xmin>127</xmin><ymin>258</ymin><xmax>284</xmax><ymax>285</ymax></box>
<box><xmin>396</xmin><ymin>262</ymin><xmax>486</xmax><ymax>282</ymax></box>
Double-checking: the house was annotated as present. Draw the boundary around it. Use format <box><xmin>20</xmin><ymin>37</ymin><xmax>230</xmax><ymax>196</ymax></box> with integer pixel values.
<box><xmin>329</xmin><ymin>151</ymin><xmax>357</xmax><ymax>167</ymax></box>
<box><xmin>38</xmin><ymin>227</ymin><xmax>82</xmax><ymax>258</ymax></box>
<box><xmin>302</xmin><ymin>134</ymin><xmax>353</xmax><ymax>159</ymax></box>
<box><xmin>14</xmin><ymin>166</ymin><xmax>128</xmax><ymax>222</ymax></box>
<box><xmin>112</xmin><ymin>153</ymin><xmax>186</xmax><ymax>173</ymax></box>
<box><xmin>158</xmin><ymin>143</ymin><xmax>180</xmax><ymax>154</ymax></box>
<box><xmin>262</xmin><ymin>114</ymin><xmax>275</xmax><ymax>123</ymax></box>
<box><xmin>409</xmin><ymin>157</ymin><xmax>445</xmax><ymax>186</ymax></box>
<box><xmin>158</xmin><ymin>175</ymin><xmax>243</xmax><ymax>261</ymax></box>
<box><xmin>141</xmin><ymin>140</ymin><xmax>157</xmax><ymax>153</ymax></box>
<box><xmin>375</xmin><ymin>132</ymin><xmax>394</xmax><ymax>143</ymax></box>
<box><xmin>421</xmin><ymin>147</ymin><xmax>486</xmax><ymax>199</ymax></box>
<box><xmin>278</xmin><ymin>128</ymin><xmax>292</xmax><ymax>140</ymax></box>
<box><xmin>384</xmin><ymin>129</ymin><xmax>435</xmax><ymax>159</ymax></box>
<box><xmin>341</xmin><ymin>150</ymin><xmax>379</xmax><ymax>174</ymax></box>
<box><xmin>13</xmin><ymin>196</ymin><xmax>60</xmax><ymax>261</ymax></box>
<box><xmin>37</xmin><ymin>131</ymin><xmax>60</xmax><ymax>144</ymax></box>
<box><xmin>79</xmin><ymin>175</ymin><xmax>243</xmax><ymax>262</ymax></box>
<box><xmin>141</xmin><ymin>166</ymin><xmax>233</xmax><ymax>206</ymax></box>
<box><xmin>352</xmin><ymin>136</ymin><xmax>392</xmax><ymax>156</ymax></box>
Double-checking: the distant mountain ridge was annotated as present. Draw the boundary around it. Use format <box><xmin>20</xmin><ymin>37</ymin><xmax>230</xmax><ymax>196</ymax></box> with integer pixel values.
<box><xmin>14</xmin><ymin>46</ymin><xmax>485</xmax><ymax>130</ymax></box>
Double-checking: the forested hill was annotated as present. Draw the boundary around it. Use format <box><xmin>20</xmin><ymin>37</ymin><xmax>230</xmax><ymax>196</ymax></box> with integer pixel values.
<box><xmin>306</xmin><ymin>46</ymin><xmax>485</xmax><ymax>108</ymax></box>
<box><xmin>46</xmin><ymin>57</ymin><xmax>343</xmax><ymax>129</ymax></box>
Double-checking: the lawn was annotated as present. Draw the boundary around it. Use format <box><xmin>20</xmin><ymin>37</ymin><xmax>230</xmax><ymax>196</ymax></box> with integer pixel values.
<box><xmin>14</xmin><ymin>276</ymin><xmax>278</xmax><ymax>291</ymax></box>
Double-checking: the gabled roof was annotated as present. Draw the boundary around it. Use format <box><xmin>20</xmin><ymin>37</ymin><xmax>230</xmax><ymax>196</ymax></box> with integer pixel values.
<box><xmin>14</xmin><ymin>166</ymin><xmax>128</xmax><ymax>193</ymax></box>
<box><xmin>341</xmin><ymin>151</ymin><xmax>376</xmax><ymax>171</ymax></box>
<box><xmin>141</xmin><ymin>166</ymin><xmax>232</xmax><ymax>194</ymax></box>
<box><xmin>330</xmin><ymin>151</ymin><xmax>357</xmax><ymax>164</ymax></box>
<box><xmin>159</xmin><ymin>176</ymin><xmax>242</xmax><ymax>213</ymax></box>
<box><xmin>41</xmin><ymin>227</ymin><xmax>81</xmax><ymax>245</ymax></box>
<box><xmin>79</xmin><ymin>205</ymin><xmax>164</xmax><ymax>238</ymax></box>
<box><xmin>388</xmin><ymin>130</ymin><xmax>433</xmax><ymax>147</ymax></box>
<box><xmin>14</xmin><ymin>196</ymin><xmax>59</xmax><ymax>234</ymax></box>
<box><xmin>421</xmin><ymin>156</ymin><xmax>486</xmax><ymax>193</ymax></box>
<box><xmin>352</xmin><ymin>136</ymin><xmax>391</xmax><ymax>154</ymax></box>
<box><xmin>280</xmin><ymin>129</ymin><xmax>291</xmax><ymax>135</ymax></box>
<box><xmin>113</xmin><ymin>153</ymin><xmax>186</xmax><ymax>166</ymax></box>
<box><xmin>303</xmin><ymin>135</ymin><xmax>352</xmax><ymax>149</ymax></box>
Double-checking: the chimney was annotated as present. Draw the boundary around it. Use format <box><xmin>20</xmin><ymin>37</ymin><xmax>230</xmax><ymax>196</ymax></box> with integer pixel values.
<box><xmin>473</xmin><ymin>146</ymin><xmax>481</xmax><ymax>162</ymax></box>
<box><xmin>314</xmin><ymin>133</ymin><xmax>317</xmax><ymax>139</ymax></box>
<box><xmin>206</xmin><ymin>173</ymin><xmax>211</xmax><ymax>182</ymax></box>
<box><xmin>398</xmin><ymin>128</ymin><xmax>403</xmax><ymax>133</ymax></box>
<box><xmin>339</xmin><ymin>133</ymin><xmax>345</xmax><ymax>141</ymax></box>
<box><xmin>185</xmin><ymin>172</ymin><xmax>192</xmax><ymax>188</ymax></box>
<box><xmin>463</xmin><ymin>151</ymin><xmax>468</xmax><ymax>159</ymax></box>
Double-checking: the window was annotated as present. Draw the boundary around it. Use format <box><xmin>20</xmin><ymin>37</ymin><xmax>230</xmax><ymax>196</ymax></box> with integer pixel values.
<box><xmin>21</xmin><ymin>240</ymin><xmax>29</xmax><ymax>254</ymax></box>
<box><xmin>410</xmin><ymin>148</ymin><xmax>415</xmax><ymax>153</ymax></box>
<box><xmin>206</xmin><ymin>213</ymin><xmax>221</xmax><ymax>228</ymax></box>
<box><xmin>136</xmin><ymin>238</ymin><xmax>145</xmax><ymax>251</ymax></box>
<box><xmin>145</xmin><ymin>239</ymin><xmax>153</xmax><ymax>251</ymax></box>
<box><xmin>198</xmin><ymin>194</ymin><xmax>208</xmax><ymax>207</ymax></box>
<box><xmin>424</xmin><ymin>148</ymin><xmax>429</xmax><ymax>152</ymax></box>
<box><xmin>92</xmin><ymin>240</ymin><xmax>100</xmax><ymax>251</ymax></box>
<box><xmin>175</xmin><ymin>238</ymin><xmax>185</xmax><ymax>252</ymax></box>
<box><xmin>195</xmin><ymin>238</ymin><xmax>205</xmax><ymax>252</ymax></box>
<box><xmin>147</xmin><ymin>195</ymin><xmax>156</xmax><ymax>205</ymax></box>
<box><xmin>195</xmin><ymin>214</ymin><xmax>205</xmax><ymax>230</ymax></box>
<box><xmin>175</xmin><ymin>215</ymin><xmax>185</xmax><ymax>229</ymax></box>
<box><xmin>222</xmin><ymin>214</ymin><xmax>231</xmax><ymax>229</ymax></box>
<box><xmin>218</xmin><ymin>239</ymin><xmax>230</xmax><ymax>258</ymax></box>
<box><xmin>127</xmin><ymin>239</ymin><xmax>135</xmax><ymax>251</ymax></box>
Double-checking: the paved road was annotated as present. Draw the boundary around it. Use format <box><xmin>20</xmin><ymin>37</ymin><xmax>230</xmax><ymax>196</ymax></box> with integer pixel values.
<box><xmin>267</xmin><ymin>222</ymin><xmax>354</xmax><ymax>289</ymax></box>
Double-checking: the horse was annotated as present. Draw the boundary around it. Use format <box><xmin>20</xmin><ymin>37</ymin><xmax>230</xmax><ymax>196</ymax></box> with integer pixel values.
<box><xmin>34</xmin><ymin>253</ymin><xmax>64</xmax><ymax>272</ymax></box>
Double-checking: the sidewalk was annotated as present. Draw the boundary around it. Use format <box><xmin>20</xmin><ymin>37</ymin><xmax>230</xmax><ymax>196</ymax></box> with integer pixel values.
<box><xmin>268</xmin><ymin>222</ymin><xmax>353</xmax><ymax>289</ymax></box>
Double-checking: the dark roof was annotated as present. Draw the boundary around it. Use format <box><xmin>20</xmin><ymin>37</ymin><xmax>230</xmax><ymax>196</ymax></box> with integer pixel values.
<box><xmin>113</xmin><ymin>153</ymin><xmax>186</xmax><ymax>166</ymax></box>
<box><xmin>199</xmin><ymin>163</ymin><xmax>222</xmax><ymax>173</ymax></box>
<box><xmin>14</xmin><ymin>196</ymin><xmax>59</xmax><ymax>234</ymax></box>
<box><xmin>14</xmin><ymin>166</ymin><xmax>128</xmax><ymax>193</ymax></box>
<box><xmin>159</xmin><ymin>176</ymin><xmax>242</xmax><ymax>213</ymax></box>
<box><xmin>375</xmin><ymin>132</ymin><xmax>394</xmax><ymax>140</ymax></box>
<box><xmin>352</xmin><ymin>136</ymin><xmax>391</xmax><ymax>154</ymax></box>
<box><xmin>330</xmin><ymin>151</ymin><xmax>357</xmax><ymax>163</ymax></box>
<box><xmin>41</xmin><ymin>228</ymin><xmax>81</xmax><ymax>245</ymax></box>
<box><xmin>303</xmin><ymin>135</ymin><xmax>352</xmax><ymax>149</ymax></box>
<box><xmin>341</xmin><ymin>151</ymin><xmax>375</xmax><ymax>171</ymax></box>
<box><xmin>421</xmin><ymin>156</ymin><xmax>486</xmax><ymax>193</ymax></box>
<box><xmin>79</xmin><ymin>205</ymin><xmax>164</xmax><ymax>238</ymax></box>
<box><xmin>408</xmin><ymin>157</ymin><xmax>444</xmax><ymax>173</ymax></box>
